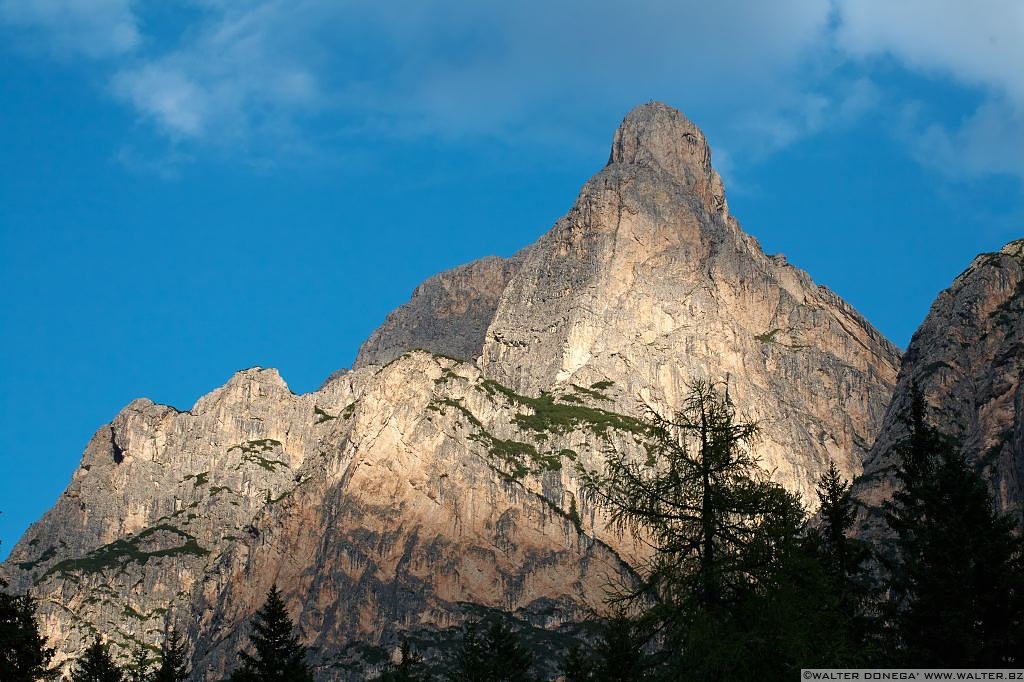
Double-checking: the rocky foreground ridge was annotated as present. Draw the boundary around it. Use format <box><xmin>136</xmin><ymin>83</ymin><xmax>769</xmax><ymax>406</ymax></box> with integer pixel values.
<box><xmin>854</xmin><ymin>238</ymin><xmax>1024</xmax><ymax>526</ymax></box>
<box><xmin>2</xmin><ymin>102</ymin><xmax>930</xmax><ymax>679</ymax></box>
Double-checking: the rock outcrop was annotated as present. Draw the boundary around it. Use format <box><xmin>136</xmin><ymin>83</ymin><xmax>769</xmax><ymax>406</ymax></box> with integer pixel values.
<box><xmin>854</xmin><ymin>239</ymin><xmax>1024</xmax><ymax>522</ymax></box>
<box><xmin>2</xmin><ymin>102</ymin><xmax>906</xmax><ymax>679</ymax></box>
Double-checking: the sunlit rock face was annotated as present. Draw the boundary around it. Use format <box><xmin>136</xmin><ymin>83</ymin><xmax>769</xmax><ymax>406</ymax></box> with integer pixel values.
<box><xmin>3</xmin><ymin>102</ymin><xmax>904</xmax><ymax>680</ymax></box>
<box><xmin>365</xmin><ymin>103</ymin><xmax>901</xmax><ymax>501</ymax></box>
<box><xmin>854</xmin><ymin>239</ymin><xmax>1024</xmax><ymax>529</ymax></box>
<box><xmin>4</xmin><ymin>356</ymin><xmax>644</xmax><ymax>679</ymax></box>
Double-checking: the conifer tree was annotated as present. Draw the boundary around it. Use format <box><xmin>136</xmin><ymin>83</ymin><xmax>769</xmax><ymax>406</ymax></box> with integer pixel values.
<box><xmin>70</xmin><ymin>637</ymin><xmax>124</xmax><ymax>682</ymax></box>
<box><xmin>125</xmin><ymin>646</ymin><xmax>152</xmax><ymax>682</ymax></box>
<box><xmin>0</xmin><ymin>589</ymin><xmax>58</xmax><ymax>681</ymax></box>
<box><xmin>810</xmin><ymin>461</ymin><xmax>880</xmax><ymax>662</ymax></box>
<box><xmin>452</xmin><ymin>620</ymin><xmax>487</xmax><ymax>681</ymax></box>
<box><xmin>816</xmin><ymin>461</ymin><xmax>857</xmax><ymax>577</ymax></box>
<box><xmin>589</xmin><ymin>613</ymin><xmax>643</xmax><ymax>681</ymax></box>
<box><xmin>228</xmin><ymin>584</ymin><xmax>314</xmax><ymax>682</ymax></box>
<box><xmin>153</xmin><ymin>628</ymin><xmax>189</xmax><ymax>682</ymax></box>
<box><xmin>581</xmin><ymin>382</ymin><xmax>807</xmax><ymax>661</ymax></box>
<box><xmin>451</xmin><ymin>619</ymin><xmax>533</xmax><ymax>682</ymax></box>
<box><xmin>885</xmin><ymin>388</ymin><xmax>1024</xmax><ymax>665</ymax></box>
<box><xmin>379</xmin><ymin>638</ymin><xmax>430</xmax><ymax>681</ymax></box>
<box><xmin>560</xmin><ymin>643</ymin><xmax>592</xmax><ymax>682</ymax></box>
<box><xmin>582</xmin><ymin>380</ymin><xmax>865</xmax><ymax>679</ymax></box>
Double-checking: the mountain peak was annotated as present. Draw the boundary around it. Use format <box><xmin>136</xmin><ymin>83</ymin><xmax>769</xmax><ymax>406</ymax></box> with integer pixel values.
<box><xmin>609</xmin><ymin>101</ymin><xmax>727</xmax><ymax>214</ymax></box>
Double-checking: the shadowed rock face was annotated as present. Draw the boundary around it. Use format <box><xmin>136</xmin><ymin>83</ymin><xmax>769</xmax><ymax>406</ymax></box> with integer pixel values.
<box><xmin>2</xmin><ymin>102</ymin><xmax>904</xmax><ymax>680</ymax></box>
<box><xmin>854</xmin><ymin>239</ymin><xmax>1024</xmax><ymax>525</ymax></box>
<box><xmin>353</xmin><ymin>255</ymin><xmax>526</xmax><ymax>369</ymax></box>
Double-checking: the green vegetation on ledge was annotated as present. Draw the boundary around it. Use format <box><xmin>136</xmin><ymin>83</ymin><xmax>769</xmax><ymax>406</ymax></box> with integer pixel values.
<box><xmin>478</xmin><ymin>379</ymin><xmax>646</xmax><ymax>437</ymax></box>
<box><xmin>37</xmin><ymin>524</ymin><xmax>209</xmax><ymax>583</ymax></box>
<box><xmin>228</xmin><ymin>438</ymin><xmax>282</xmax><ymax>454</ymax></box>
<box><xmin>314</xmin><ymin>406</ymin><xmax>337</xmax><ymax>424</ymax></box>
<box><xmin>229</xmin><ymin>439</ymin><xmax>289</xmax><ymax>471</ymax></box>
<box><xmin>429</xmin><ymin>395</ymin><xmax>568</xmax><ymax>479</ymax></box>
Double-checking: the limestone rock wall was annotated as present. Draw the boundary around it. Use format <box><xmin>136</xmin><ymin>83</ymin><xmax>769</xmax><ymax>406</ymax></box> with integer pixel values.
<box><xmin>479</xmin><ymin>103</ymin><xmax>901</xmax><ymax>502</ymax></box>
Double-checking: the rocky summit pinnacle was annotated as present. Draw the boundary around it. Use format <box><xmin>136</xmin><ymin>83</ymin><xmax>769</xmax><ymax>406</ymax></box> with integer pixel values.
<box><xmin>608</xmin><ymin>101</ymin><xmax>728</xmax><ymax>215</ymax></box>
<box><xmin>3</xmin><ymin>102</ymin><xmax>909</xmax><ymax>680</ymax></box>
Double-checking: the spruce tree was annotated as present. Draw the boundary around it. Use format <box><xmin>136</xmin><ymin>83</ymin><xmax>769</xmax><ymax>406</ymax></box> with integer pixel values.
<box><xmin>379</xmin><ymin>638</ymin><xmax>430</xmax><ymax>681</ymax></box>
<box><xmin>452</xmin><ymin>620</ymin><xmax>487</xmax><ymax>681</ymax></box>
<box><xmin>70</xmin><ymin>637</ymin><xmax>124</xmax><ymax>682</ymax></box>
<box><xmin>153</xmin><ymin>628</ymin><xmax>189</xmax><ymax>682</ymax></box>
<box><xmin>451</xmin><ymin>619</ymin><xmax>533</xmax><ymax>682</ymax></box>
<box><xmin>560</xmin><ymin>643</ymin><xmax>592</xmax><ymax>682</ymax></box>
<box><xmin>816</xmin><ymin>461</ymin><xmax>857</xmax><ymax>576</ymax></box>
<box><xmin>885</xmin><ymin>390</ymin><xmax>1024</xmax><ymax>665</ymax></box>
<box><xmin>125</xmin><ymin>646</ymin><xmax>152</xmax><ymax>682</ymax></box>
<box><xmin>228</xmin><ymin>584</ymin><xmax>314</xmax><ymax>682</ymax></box>
<box><xmin>810</xmin><ymin>461</ymin><xmax>880</xmax><ymax>663</ymax></box>
<box><xmin>589</xmin><ymin>613</ymin><xmax>642</xmax><ymax>681</ymax></box>
<box><xmin>0</xmin><ymin>590</ymin><xmax>58</xmax><ymax>681</ymax></box>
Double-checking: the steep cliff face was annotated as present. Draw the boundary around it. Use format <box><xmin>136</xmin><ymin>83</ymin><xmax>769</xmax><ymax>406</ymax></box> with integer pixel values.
<box><xmin>854</xmin><ymin>239</ymin><xmax>1024</xmax><ymax>521</ymax></box>
<box><xmin>354</xmin><ymin>103</ymin><xmax>901</xmax><ymax>501</ymax></box>
<box><xmin>5</xmin><ymin>355</ymin><xmax>643</xmax><ymax>679</ymax></box>
<box><xmin>2</xmin><ymin>102</ymin><xmax>905</xmax><ymax>679</ymax></box>
<box><xmin>478</xmin><ymin>103</ymin><xmax>901</xmax><ymax>501</ymax></box>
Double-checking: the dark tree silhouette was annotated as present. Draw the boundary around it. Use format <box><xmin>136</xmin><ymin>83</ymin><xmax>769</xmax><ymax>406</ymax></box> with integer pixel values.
<box><xmin>885</xmin><ymin>388</ymin><xmax>1024</xmax><ymax>665</ymax></box>
<box><xmin>0</xmin><ymin>589</ymin><xmax>57</xmax><ymax>681</ymax></box>
<box><xmin>227</xmin><ymin>584</ymin><xmax>314</xmax><ymax>682</ymax></box>
<box><xmin>560</xmin><ymin>643</ymin><xmax>592</xmax><ymax>682</ymax></box>
<box><xmin>125</xmin><ymin>646</ymin><xmax>152</xmax><ymax>682</ymax></box>
<box><xmin>816</xmin><ymin>461</ymin><xmax>858</xmax><ymax>576</ymax></box>
<box><xmin>153</xmin><ymin>627</ymin><xmax>190</xmax><ymax>682</ymax></box>
<box><xmin>451</xmin><ymin>619</ymin><xmax>533</xmax><ymax>682</ymax></box>
<box><xmin>70</xmin><ymin>637</ymin><xmax>124</xmax><ymax>682</ymax></box>
<box><xmin>589</xmin><ymin>613</ymin><xmax>643</xmax><ymax>681</ymax></box>
<box><xmin>809</xmin><ymin>460</ymin><xmax>881</xmax><ymax>663</ymax></box>
<box><xmin>379</xmin><ymin>638</ymin><xmax>430</xmax><ymax>681</ymax></box>
<box><xmin>581</xmin><ymin>381</ymin><xmax>811</xmax><ymax>673</ymax></box>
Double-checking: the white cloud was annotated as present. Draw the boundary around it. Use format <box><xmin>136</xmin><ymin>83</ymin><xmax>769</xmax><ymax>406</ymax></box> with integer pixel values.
<box><xmin>112</xmin><ymin>65</ymin><xmax>208</xmax><ymax>138</ymax></box>
<box><xmin>0</xmin><ymin>0</ymin><xmax>138</xmax><ymax>58</ymax></box>
<box><xmin>3</xmin><ymin>0</ymin><xmax>1022</xmax><ymax>183</ymax></box>
<box><xmin>834</xmin><ymin>0</ymin><xmax>1024</xmax><ymax>180</ymax></box>
<box><xmin>835</xmin><ymin>0</ymin><xmax>1024</xmax><ymax>104</ymax></box>
<box><xmin>909</xmin><ymin>98</ymin><xmax>1024</xmax><ymax>179</ymax></box>
<box><xmin>110</xmin><ymin>1</ymin><xmax>324</xmax><ymax>142</ymax></box>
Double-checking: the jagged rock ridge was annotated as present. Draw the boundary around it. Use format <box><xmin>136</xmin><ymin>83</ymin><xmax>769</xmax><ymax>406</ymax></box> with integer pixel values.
<box><xmin>854</xmin><ymin>239</ymin><xmax>1024</xmax><ymax>523</ymax></box>
<box><xmin>3</xmin><ymin>102</ymin><xmax>905</xmax><ymax>679</ymax></box>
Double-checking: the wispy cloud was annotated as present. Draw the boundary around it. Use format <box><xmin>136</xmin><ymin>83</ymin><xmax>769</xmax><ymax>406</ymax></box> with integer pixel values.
<box><xmin>0</xmin><ymin>0</ymin><xmax>139</xmax><ymax>58</ymax></box>
<box><xmin>3</xmin><ymin>0</ymin><xmax>1022</xmax><ymax>183</ymax></box>
<box><xmin>834</xmin><ymin>0</ymin><xmax>1024</xmax><ymax>180</ymax></box>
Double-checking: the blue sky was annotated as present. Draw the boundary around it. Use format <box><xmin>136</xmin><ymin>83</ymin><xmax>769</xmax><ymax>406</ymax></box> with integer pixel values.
<box><xmin>1</xmin><ymin>1</ymin><xmax>1022</xmax><ymax>557</ymax></box>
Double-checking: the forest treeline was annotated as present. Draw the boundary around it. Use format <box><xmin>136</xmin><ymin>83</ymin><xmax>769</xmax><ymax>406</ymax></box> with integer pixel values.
<box><xmin>2</xmin><ymin>381</ymin><xmax>1022</xmax><ymax>680</ymax></box>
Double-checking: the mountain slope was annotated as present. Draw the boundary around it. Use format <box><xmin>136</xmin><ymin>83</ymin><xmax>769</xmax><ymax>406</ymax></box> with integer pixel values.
<box><xmin>4</xmin><ymin>357</ymin><xmax>643</xmax><ymax>679</ymax></box>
